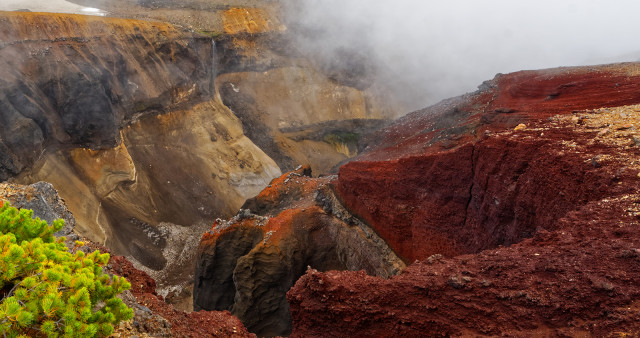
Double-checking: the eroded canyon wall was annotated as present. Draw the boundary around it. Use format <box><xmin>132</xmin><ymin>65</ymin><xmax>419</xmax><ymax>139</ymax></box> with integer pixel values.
<box><xmin>0</xmin><ymin>12</ymin><xmax>285</xmax><ymax>278</ymax></box>
<box><xmin>213</xmin><ymin>6</ymin><xmax>395</xmax><ymax>174</ymax></box>
<box><xmin>0</xmin><ymin>7</ymin><xmax>398</xmax><ymax>300</ymax></box>
<box><xmin>0</xmin><ymin>12</ymin><xmax>213</xmax><ymax>180</ymax></box>
<box><xmin>195</xmin><ymin>63</ymin><xmax>640</xmax><ymax>336</ymax></box>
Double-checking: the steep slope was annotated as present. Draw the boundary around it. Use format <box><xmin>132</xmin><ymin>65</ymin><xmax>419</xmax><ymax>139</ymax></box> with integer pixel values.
<box><xmin>196</xmin><ymin>62</ymin><xmax>640</xmax><ymax>336</ymax></box>
<box><xmin>0</xmin><ymin>12</ymin><xmax>282</xmax><ymax>294</ymax></box>
<box><xmin>213</xmin><ymin>6</ymin><xmax>395</xmax><ymax>174</ymax></box>
<box><xmin>337</xmin><ymin>63</ymin><xmax>640</xmax><ymax>263</ymax></box>
<box><xmin>0</xmin><ymin>12</ymin><xmax>213</xmax><ymax>181</ymax></box>
<box><xmin>287</xmin><ymin>63</ymin><xmax>640</xmax><ymax>336</ymax></box>
<box><xmin>17</xmin><ymin>100</ymin><xmax>280</xmax><ymax>264</ymax></box>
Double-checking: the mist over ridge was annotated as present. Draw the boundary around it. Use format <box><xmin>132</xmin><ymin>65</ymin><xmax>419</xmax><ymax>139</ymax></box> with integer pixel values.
<box><xmin>283</xmin><ymin>0</ymin><xmax>640</xmax><ymax>112</ymax></box>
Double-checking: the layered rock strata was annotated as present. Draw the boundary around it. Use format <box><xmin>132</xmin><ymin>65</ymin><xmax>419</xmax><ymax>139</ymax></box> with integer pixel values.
<box><xmin>212</xmin><ymin>6</ymin><xmax>396</xmax><ymax>174</ymax></box>
<box><xmin>1</xmin><ymin>8</ymin><xmax>397</xmax><ymax>287</ymax></box>
<box><xmin>287</xmin><ymin>63</ymin><xmax>640</xmax><ymax>336</ymax></box>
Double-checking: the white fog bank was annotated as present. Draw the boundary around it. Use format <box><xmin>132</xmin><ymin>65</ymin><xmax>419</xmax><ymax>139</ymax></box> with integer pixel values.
<box><xmin>284</xmin><ymin>0</ymin><xmax>640</xmax><ymax>111</ymax></box>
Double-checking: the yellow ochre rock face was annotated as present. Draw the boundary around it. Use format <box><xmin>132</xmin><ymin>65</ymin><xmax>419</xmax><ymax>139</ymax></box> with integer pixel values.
<box><xmin>222</xmin><ymin>7</ymin><xmax>285</xmax><ymax>35</ymax></box>
<box><xmin>0</xmin><ymin>11</ymin><xmax>180</xmax><ymax>41</ymax></box>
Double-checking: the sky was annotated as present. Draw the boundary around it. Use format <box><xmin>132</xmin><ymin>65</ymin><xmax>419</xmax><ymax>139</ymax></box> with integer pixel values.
<box><xmin>283</xmin><ymin>0</ymin><xmax>640</xmax><ymax>111</ymax></box>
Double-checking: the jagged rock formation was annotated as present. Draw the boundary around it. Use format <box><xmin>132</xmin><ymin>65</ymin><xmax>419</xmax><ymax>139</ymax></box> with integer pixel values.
<box><xmin>193</xmin><ymin>165</ymin><xmax>405</xmax><ymax>336</ymax></box>
<box><xmin>286</xmin><ymin>63</ymin><xmax>640</xmax><ymax>336</ymax></box>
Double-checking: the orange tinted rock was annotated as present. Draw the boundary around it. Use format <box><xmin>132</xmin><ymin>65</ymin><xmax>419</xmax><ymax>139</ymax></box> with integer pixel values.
<box><xmin>222</xmin><ymin>7</ymin><xmax>284</xmax><ymax>35</ymax></box>
<box><xmin>194</xmin><ymin>167</ymin><xmax>404</xmax><ymax>336</ymax></box>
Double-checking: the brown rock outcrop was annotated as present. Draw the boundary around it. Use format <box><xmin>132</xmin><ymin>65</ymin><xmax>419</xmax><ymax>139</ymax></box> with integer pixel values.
<box><xmin>1</xmin><ymin>12</ymin><xmax>284</xmax><ymax>285</ymax></box>
<box><xmin>194</xmin><ymin>166</ymin><xmax>404</xmax><ymax>336</ymax></box>
<box><xmin>0</xmin><ymin>12</ymin><xmax>213</xmax><ymax>181</ymax></box>
<box><xmin>287</xmin><ymin>63</ymin><xmax>640</xmax><ymax>336</ymax></box>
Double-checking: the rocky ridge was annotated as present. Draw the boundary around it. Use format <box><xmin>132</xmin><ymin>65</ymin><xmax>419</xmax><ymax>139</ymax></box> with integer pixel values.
<box><xmin>286</xmin><ymin>63</ymin><xmax>640</xmax><ymax>336</ymax></box>
<box><xmin>194</xmin><ymin>165</ymin><xmax>405</xmax><ymax>336</ymax></box>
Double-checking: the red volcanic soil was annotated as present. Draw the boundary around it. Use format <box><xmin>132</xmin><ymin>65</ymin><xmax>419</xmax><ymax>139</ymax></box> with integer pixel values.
<box><xmin>338</xmin><ymin>63</ymin><xmax>640</xmax><ymax>263</ymax></box>
<box><xmin>108</xmin><ymin>254</ymin><xmax>255</xmax><ymax>337</ymax></box>
<box><xmin>358</xmin><ymin>63</ymin><xmax>640</xmax><ymax>162</ymax></box>
<box><xmin>288</xmin><ymin>63</ymin><xmax>640</xmax><ymax>336</ymax></box>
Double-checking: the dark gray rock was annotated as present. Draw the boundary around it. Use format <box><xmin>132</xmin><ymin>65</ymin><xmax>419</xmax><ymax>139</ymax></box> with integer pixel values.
<box><xmin>0</xmin><ymin>181</ymin><xmax>75</xmax><ymax>237</ymax></box>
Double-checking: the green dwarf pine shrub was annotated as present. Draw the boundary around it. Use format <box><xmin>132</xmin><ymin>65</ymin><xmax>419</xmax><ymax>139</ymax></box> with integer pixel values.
<box><xmin>0</xmin><ymin>202</ymin><xmax>133</xmax><ymax>337</ymax></box>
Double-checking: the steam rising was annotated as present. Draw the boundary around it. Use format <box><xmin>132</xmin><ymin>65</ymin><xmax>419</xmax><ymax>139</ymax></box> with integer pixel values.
<box><xmin>283</xmin><ymin>0</ymin><xmax>640</xmax><ymax>111</ymax></box>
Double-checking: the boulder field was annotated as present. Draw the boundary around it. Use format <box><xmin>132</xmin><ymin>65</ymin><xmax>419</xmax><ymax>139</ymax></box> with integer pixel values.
<box><xmin>196</xmin><ymin>63</ymin><xmax>640</xmax><ymax>336</ymax></box>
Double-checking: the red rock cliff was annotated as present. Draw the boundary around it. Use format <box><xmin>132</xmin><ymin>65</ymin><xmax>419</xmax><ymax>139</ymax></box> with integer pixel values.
<box><xmin>337</xmin><ymin>63</ymin><xmax>640</xmax><ymax>263</ymax></box>
<box><xmin>288</xmin><ymin>63</ymin><xmax>640</xmax><ymax>336</ymax></box>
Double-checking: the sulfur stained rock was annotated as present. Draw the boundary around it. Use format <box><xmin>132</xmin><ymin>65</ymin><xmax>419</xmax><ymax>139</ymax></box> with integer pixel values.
<box><xmin>222</xmin><ymin>7</ymin><xmax>285</xmax><ymax>35</ymax></box>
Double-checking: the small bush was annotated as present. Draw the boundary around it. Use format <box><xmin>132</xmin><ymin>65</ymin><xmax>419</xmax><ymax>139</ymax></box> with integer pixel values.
<box><xmin>0</xmin><ymin>202</ymin><xmax>133</xmax><ymax>337</ymax></box>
